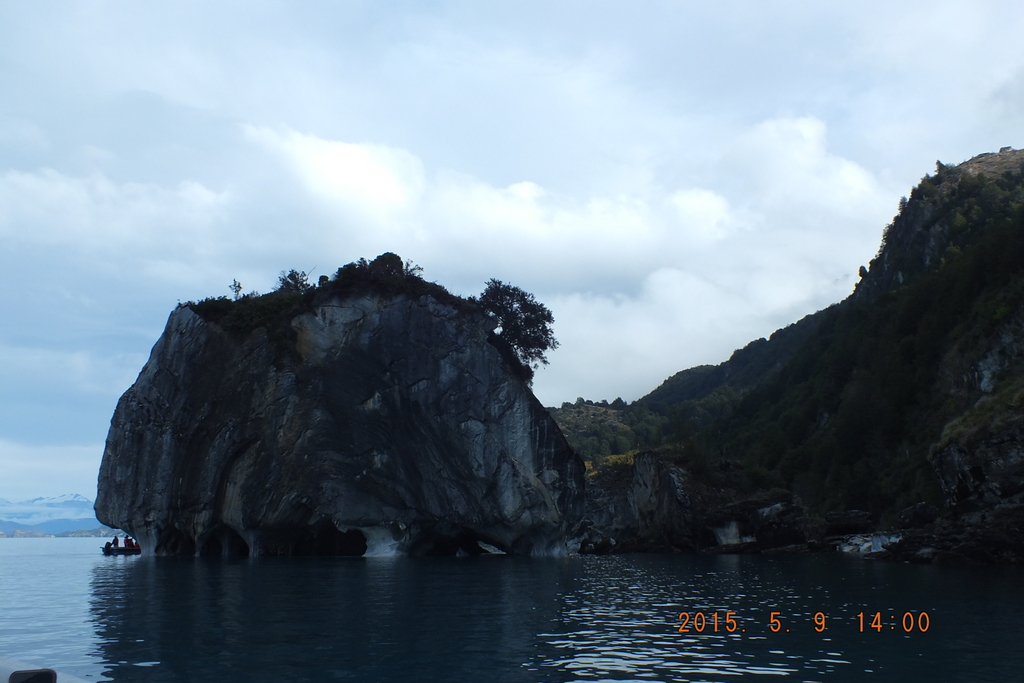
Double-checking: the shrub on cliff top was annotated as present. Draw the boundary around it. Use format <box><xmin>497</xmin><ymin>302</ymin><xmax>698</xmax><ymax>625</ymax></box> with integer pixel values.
<box><xmin>185</xmin><ymin>254</ymin><xmax>559</xmax><ymax>387</ymax></box>
<box><xmin>277</xmin><ymin>269</ymin><xmax>312</xmax><ymax>293</ymax></box>
<box><xmin>327</xmin><ymin>252</ymin><xmax>436</xmax><ymax>300</ymax></box>
<box><xmin>188</xmin><ymin>253</ymin><xmax>451</xmax><ymax>330</ymax></box>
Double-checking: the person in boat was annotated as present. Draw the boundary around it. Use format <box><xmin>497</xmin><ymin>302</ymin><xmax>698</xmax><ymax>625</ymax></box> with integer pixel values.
<box><xmin>112</xmin><ymin>536</ymin><xmax>120</xmax><ymax>548</ymax></box>
<box><xmin>126</xmin><ymin>538</ymin><xmax>136</xmax><ymax>549</ymax></box>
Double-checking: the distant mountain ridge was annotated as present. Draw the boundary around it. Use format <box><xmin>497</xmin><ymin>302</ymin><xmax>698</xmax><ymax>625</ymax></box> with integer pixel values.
<box><xmin>549</xmin><ymin>312</ymin><xmax>827</xmax><ymax>463</ymax></box>
<box><xmin>0</xmin><ymin>494</ymin><xmax>102</xmax><ymax>534</ymax></box>
<box><xmin>635</xmin><ymin>311</ymin><xmax>825</xmax><ymax>415</ymax></box>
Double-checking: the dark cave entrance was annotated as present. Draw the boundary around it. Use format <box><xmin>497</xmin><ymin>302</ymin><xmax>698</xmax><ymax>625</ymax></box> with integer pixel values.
<box><xmin>408</xmin><ymin>528</ymin><xmax>504</xmax><ymax>557</ymax></box>
<box><xmin>154</xmin><ymin>527</ymin><xmax>196</xmax><ymax>556</ymax></box>
<box><xmin>199</xmin><ymin>526</ymin><xmax>251</xmax><ymax>558</ymax></box>
<box><xmin>288</xmin><ymin>520</ymin><xmax>368</xmax><ymax>556</ymax></box>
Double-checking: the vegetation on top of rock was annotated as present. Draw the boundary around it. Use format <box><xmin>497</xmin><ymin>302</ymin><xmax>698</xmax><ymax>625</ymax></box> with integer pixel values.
<box><xmin>547</xmin><ymin>400</ymin><xmax>637</xmax><ymax>464</ymax></box>
<box><xmin>185</xmin><ymin>252</ymin><xmax>557</xmax><ymax>382</ymax></box>
<box><xmin>477</xmin><ymin>278</ymin><xmax>559</xmax><ymax>383</ymax></box>
<box><xmin>276</xmin><ymin>268</ymin><xmax>313</xmax><ymax>293</ymax></box>
<box><xmin>188</xmin><ymin>253</ymin><xmax>465</xmax><ymax>333</ymax></box>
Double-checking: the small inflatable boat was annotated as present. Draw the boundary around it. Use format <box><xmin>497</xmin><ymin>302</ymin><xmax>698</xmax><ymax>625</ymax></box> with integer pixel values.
<box><xmin>101</xmin><ymin>545</ymin><xmax>141</xmax><ymax>556</ymax></box>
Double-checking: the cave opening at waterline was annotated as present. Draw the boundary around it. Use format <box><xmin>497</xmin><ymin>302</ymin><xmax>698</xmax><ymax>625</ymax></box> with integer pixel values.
<box><xmin>183</xmin><ymin>522</ymin><xmax>369</xmax><ymax>558</ymax></box>
<box><xmin>199</xmin><ymin>525</ymin><xmax>251</xmax><ymax>558</ymax></box>
<box><xmin>154</xmin><ymin>527</ymin><xmax>196</xmax><ymax>556</ymax></box>
<box><xmin>290</xmin><ymin>521</ymin><xmax>368</xmax><ymax>556</ymax></box>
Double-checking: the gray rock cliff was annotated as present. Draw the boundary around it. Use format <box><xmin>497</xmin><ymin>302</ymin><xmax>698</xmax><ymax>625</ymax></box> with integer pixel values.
<box><xmin>96</xmin><ymin>291</ymin><xmax>585</xmax><ymax>557</ymax></box>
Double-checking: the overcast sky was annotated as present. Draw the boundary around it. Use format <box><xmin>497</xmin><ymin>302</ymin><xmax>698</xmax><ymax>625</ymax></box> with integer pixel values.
<box><xmin>2</xmin><ymin>1</ymin><xmax>1023</xmax><ymax>501</ymax></box>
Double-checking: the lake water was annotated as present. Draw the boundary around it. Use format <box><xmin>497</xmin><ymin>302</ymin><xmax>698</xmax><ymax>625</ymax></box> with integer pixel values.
<box><xmin>0</xmin><ymin>538</ymin><xmax>1021</xmax><ymax>682</ymax></box>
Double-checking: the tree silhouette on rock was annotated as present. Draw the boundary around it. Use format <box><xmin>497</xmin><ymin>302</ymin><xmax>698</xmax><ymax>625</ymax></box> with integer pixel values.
<box><xmin>277</xmin><ymin>269</ymin><xmax>311</xmax><ymax>293</ymax></box>
<box><xmin>478</xmin><ymin>278</ymin><xmax>558</xmax><ymax>383</ymax></box>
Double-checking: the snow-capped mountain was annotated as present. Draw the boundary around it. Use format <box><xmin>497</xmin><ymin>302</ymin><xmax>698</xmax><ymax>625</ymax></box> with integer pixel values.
<box><xmin>17</xmin><ymin>493</ymin><xmax>94</xmax><ymax>508</ymax></box>
<box><xmin>0</xmin><ymin>494</ymin><xmax>98</xmax><ymax>524</ymax></box>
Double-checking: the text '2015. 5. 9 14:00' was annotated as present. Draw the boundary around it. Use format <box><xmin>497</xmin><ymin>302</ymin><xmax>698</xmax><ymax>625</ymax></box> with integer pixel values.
<box><xmin>676</xmin><ymin>611</ymin><xmax>930</xmax><ymax>635</ymax></box>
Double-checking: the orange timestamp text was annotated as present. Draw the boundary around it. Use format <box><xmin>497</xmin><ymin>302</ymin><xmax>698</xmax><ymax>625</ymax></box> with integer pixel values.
<box><xmin>676</xmin><ymin>610</ymin><xmax>930</xmax><ymax>635</ymax></box>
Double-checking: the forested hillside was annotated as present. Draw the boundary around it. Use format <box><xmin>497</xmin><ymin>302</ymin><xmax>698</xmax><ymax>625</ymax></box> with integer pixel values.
<box><xmin>554</xmin><ymin>147</ymin><xmax>1024</xmax><ymax>523</ymax></box>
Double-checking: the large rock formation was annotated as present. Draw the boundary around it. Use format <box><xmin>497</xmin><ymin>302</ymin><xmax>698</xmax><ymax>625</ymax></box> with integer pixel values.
<box><xmin>96</xmin><ymin>288</ymin><xmax>585</xmax><ymax>557</ymax></box>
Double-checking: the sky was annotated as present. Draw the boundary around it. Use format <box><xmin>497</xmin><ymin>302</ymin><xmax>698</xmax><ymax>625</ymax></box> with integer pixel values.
<box><xmin>2</xmin><ymin>1</ymin><xmax>1023</xmax><ymax>501</ymax></box>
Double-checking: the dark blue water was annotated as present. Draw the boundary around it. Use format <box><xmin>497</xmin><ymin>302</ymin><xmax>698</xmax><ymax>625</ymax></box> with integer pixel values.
<box><xmin>1</xmin><ymin>538</ymin><xmax>1021</xmax><ymax>681</ymax></box>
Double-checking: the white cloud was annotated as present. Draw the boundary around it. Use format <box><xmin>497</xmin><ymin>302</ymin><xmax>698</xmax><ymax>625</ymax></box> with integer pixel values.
<box><xmin>668</xmin><ymin>188</ymin><xmax>735</xmax><ymax>244</ymax></box>
<box><xmin>0</xmin><ymin>169</ymin><xmax>230</xmax><ymax>263</ymax></box>
<box><xmin>244</xmin><ymin>115</ymin><xmax>888</xmax><ymax>297</ymax></box>
<box><xmin>732</xmin><ymin>117</ymin><xmax>881</xmax><ymax>212</ymax></box>
<box><xmin>246</xmin><ymin>126</ymin><xmax>426</xmax><ymax>221</ymax></box>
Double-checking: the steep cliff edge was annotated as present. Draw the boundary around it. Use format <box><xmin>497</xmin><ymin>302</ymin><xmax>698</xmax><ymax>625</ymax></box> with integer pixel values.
<box><xmin>96</xmin><ymin>279</ymin><xmax>584</xmax><ymax>557</ymax></box>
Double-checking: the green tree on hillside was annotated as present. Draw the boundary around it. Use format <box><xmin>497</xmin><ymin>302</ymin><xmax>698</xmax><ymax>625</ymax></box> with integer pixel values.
<box><xmin>277</xmin><ymin>269</ymin><xmax>311</xmax><ymax>292</ymax></box>
<box><xmin>478</xmin><ymin>279</ymin><xmax>558</xmax><ymax>380</ymax></box>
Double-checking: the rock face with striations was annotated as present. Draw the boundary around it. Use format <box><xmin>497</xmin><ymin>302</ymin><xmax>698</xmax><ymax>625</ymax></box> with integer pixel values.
<box><xmin>96</xmin><ymin>285</ymin><xmax>585</xmax><ymax>557</ymax></box>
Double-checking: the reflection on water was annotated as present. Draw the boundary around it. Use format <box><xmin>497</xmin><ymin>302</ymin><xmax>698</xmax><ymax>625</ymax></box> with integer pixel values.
<box><xmin>0</xmin><ymin>538</ymin><xmax>99</xmax><ymax>675</ymax></box>
<box><xmin>2</xmin><ymin>539</ymin><xmax>1022</xmax><ymax>682</ymax></box>
<box><xmin>86</xmin><ymin>553</ymin><xmax>1024</xmax><ymax>682</ymax></box>
<box><xmin>89</xmin><ymin>554</ymin><xmax>574</xmax><ymax>682</ymax></box>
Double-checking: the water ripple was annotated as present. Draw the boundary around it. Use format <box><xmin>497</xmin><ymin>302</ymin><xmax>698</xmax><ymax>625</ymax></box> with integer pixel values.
<box><xmin>2</xmin><ymin>542</ymin><xmax>1023</xmax><ymax>681</ymax></box>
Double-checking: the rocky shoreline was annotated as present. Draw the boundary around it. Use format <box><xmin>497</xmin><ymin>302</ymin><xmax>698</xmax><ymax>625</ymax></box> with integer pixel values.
<box><xmin>572</xmin><ymin>450</ymin><xmax>1024</xmax><ymax>565</ymax></box>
